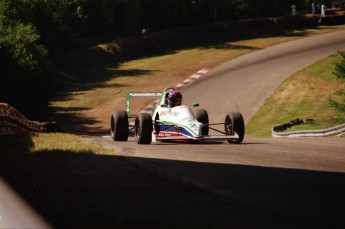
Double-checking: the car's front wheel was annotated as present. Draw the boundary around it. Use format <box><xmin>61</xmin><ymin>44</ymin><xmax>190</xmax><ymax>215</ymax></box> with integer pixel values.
<box><xmin>195</xmin><ymin>109</ymin><xmax>209</xmax><ymax>135</ymax></box>
<box><xmin>225</xmin><ymin>112</ymin><xmax>245</xmax><ymax>144</ymax></box>
<box><xmin>134</xmin><ymin>113</ymin><xmax>153</xmax><ymax>144</ymax></box>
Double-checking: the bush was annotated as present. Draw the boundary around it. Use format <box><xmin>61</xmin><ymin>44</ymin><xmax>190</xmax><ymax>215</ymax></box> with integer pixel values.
<box><xmin>0</xmin><ymin>1</ymin><xmax>51</xmax><ymax>119</ymax></box>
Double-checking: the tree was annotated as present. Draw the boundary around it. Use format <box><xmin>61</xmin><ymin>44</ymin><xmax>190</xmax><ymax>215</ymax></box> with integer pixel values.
<box><xmin>0</xmin><ymin>0</ymin><xmax>51</xmax><ymax>118</ymax></box>
<box><xmin>0</xmin><ymin>0</ymin><xmax>49</xmax><ymax>74</ymax></box>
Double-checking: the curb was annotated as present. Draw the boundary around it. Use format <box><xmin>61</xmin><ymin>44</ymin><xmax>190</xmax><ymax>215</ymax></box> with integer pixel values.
<box><xmin>175</xmin><ymin>68</ymin><xmax>210</xmax><ymax>90</ymax></box>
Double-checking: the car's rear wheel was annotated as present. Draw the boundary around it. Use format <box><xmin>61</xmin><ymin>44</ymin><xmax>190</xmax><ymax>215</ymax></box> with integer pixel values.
<box><xmin>134</xmin><ymin>113</ymin><xmax>153</xmax><ymax>144</ymax></box>
<box><xmin>225</xmin><ymin>112</ymin><xmax>245</xmax><ymax>144</ymax></box>
<box><xmin>110</xmin><ymin>110</ymin><xmax>129</xmax><ymax>141</ymax></box>
<box><xmin>195</xmin><ymin>109</ymin><xmax>209</xmax><ymax>135</ymax></box>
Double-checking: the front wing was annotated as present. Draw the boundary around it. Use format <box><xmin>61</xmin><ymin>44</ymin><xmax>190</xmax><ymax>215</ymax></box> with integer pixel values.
<box><xmin>153</xmin><ymin>121</ymin><xmax>240</xmax><ymax>142</ymax></box>
<box><xmin>153</xmin><ymin>133</ymin><xmax>240</xmax><ymax>142</ymax></box>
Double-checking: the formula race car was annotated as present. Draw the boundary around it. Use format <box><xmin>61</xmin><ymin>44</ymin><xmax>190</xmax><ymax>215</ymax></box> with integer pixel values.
<box><xmin>110</xmin><ymin>87</ymin><xmax>245</xmax><ymax>144</ymax></box>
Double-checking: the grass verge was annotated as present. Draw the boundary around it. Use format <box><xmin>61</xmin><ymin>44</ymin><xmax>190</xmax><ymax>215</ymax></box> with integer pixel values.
<box><xmin>246</xmin><ymin>54</ymin><xmax>345</xmax><ymax>137</ymax></box>
<box><xmin>0</xmin><ymin>133</ymin><xmax>113</xmax><ymax>156</ymax></box>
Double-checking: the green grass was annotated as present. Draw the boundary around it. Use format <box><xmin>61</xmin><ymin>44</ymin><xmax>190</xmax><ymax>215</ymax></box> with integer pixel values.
<box><xmin>246</xmin><ymin>54</ymin><xmax>345</xmax><ymax>137</ymax></box>
<box><xmin>0</xmin><ymin>133</ymin><xmax>114</xmax><ymax>156</ymax></box>
<box><xmin>32</xmin><ymin>133</ymin><xmax>114</xmax><ymax>155</ymax></box>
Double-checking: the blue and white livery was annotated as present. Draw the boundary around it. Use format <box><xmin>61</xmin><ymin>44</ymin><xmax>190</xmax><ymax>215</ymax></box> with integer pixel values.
<box><xmin>110</xmin><ymin>87</ymin><xmax>245</xmax><ymax>144</ymax></box>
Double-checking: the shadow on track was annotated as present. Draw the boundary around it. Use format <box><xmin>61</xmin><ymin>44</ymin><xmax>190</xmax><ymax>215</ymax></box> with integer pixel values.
<box><xmin>1</xmin><ymin>140</ymin><xmax>344</xmax><ymax>228</ymax></box>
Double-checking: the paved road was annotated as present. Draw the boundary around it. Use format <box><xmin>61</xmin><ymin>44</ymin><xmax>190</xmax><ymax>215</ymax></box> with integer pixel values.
<box><xmin>97</xmin><ymin>136</ymin><xmax>345</xmax><ymax>173</ymax></box>
<box><xmin>87</xmin><ymin>135</ymin><xmax>345</xmax><ymax>227</ymax></box>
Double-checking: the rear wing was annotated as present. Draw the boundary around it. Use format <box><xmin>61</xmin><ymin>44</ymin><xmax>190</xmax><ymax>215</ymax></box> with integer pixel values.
<box><xmin>126</xmin><ymin>92</ymin><xmax>162</xmax><ymax>117</ymax></box>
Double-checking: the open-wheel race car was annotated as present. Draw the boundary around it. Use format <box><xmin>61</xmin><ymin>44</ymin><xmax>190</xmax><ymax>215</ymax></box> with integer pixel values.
<box><xmin>110</xmin><ymin>87</ymin><xmax>245</xmax><ymax>144</ymax></box>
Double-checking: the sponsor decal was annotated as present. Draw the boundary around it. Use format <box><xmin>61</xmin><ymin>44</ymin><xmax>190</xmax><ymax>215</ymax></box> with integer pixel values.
<box><xmin>159</xmin><ymin>110</ymin><xmax>179</xmax><ymax>117</ymax></box>
<box><xmin>158</xmin><ymin>131</ymin><xmax>182</xmax><ymax>137</ymax></box>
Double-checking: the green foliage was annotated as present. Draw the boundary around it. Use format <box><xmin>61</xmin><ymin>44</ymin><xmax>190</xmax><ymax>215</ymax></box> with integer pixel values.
<box><xmin>1</xmin><ymin>0</ymin><xmax>89</xmax><ymax>53</ymax></box>
<box><xmin>0</xmin><ymin>20</ymin><xmax>48</xmax><ymax>73</ymax></box>
<box><xmin>0</xmin><ymin>0</ymin><xmax>49</xmax><ymax>74</ymax></box>
<box><xmin>0</xmin><ymin>0</ymin><xmax>51</xmax><ymax>118</ymax></box>
<box><xmin>1</xmin><ymin>0</ymin><xmax>311</xmax><ymax>53</ymax></box>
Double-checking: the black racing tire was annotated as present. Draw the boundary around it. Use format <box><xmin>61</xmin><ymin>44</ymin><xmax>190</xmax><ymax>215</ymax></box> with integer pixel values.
<box><xmin>195</xmin><ymin>109</ymin><xmax>209</xmax><ymax>135</ymax></box>
<box><xmin>225</xmin><ymin>112</ymin><xmax>245</xmax><ymax>144</ymax></box>
<box><xmin>110</xmin><ymin>110</ymin><xmax>129</xmax><ymax>141</ymax></box>
<box><xmin>134</xmin><ymin>113</ymin><xmax>153</xmax><ymax>144</ymax></box>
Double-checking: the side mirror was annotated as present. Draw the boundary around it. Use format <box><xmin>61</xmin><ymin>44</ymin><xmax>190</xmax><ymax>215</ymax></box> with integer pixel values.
<box><xmin>192</xmin><ymin>102</ymin><xmax>199</xmax><ymax>107</ymax></box>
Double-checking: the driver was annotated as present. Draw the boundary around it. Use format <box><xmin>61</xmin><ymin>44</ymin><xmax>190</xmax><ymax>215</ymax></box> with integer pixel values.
<box><xmin>167</xmin><ymin>89</ymin><xmax>182</xmax><ymax>107</ymax></box>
